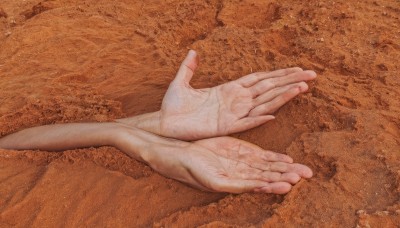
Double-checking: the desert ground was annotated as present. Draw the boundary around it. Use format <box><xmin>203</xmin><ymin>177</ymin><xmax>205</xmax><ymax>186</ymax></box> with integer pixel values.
<box><xmin>0</xmin><ymin>0</ymin><xmax>399</xmax><ymax>227</ymax></box>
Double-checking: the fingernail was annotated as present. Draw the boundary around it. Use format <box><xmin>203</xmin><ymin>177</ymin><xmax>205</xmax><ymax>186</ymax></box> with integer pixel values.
<box><xmin>188</xmin><ymin>50</ymin><xmax>197</xmax><ymax>58</ymax></box>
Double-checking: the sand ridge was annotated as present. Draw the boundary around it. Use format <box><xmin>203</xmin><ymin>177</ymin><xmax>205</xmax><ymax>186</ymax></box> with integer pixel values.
<box><xmin>0</xmin><ymin>0</ymin><xmax>399</xmax><ymax>227</ymax></box>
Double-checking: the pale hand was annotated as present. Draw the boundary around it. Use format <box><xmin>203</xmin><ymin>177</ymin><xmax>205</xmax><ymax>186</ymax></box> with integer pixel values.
<box><xmin>160</xmin><ymin>50</ymin><xmax>317</xmax><ymax>140</ymax></box>
<box><xmin>139</xmin><ymin>135</ymin><xmax>313</xmax><ymax>194</ymax></box>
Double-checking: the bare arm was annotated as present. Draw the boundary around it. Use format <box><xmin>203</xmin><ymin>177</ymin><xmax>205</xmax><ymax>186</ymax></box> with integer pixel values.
<box><xmin>0</xmin><ymin>122</ymin><xmax>160</xmax><ymax>163</ymax></box>
<box><xmin>0</xmin><ymin>122</ymin><xmax>312</xmax><ymax>194</ymax></box>
<box><xmin>0</xmin><ymin>123</ymin><xmax>121</xmax><ymax>152</ymax></box>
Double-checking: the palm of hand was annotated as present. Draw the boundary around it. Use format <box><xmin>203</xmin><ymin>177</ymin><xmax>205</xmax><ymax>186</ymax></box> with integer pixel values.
<box><xmin>161</xmin><ymin>81</ymin><xmax>254</xmax><ymax>140</ymax></box>
<box><xmin>181</xmin><ymin>137</ymin><xmax>313</xmax><ymax>194</ymax></box>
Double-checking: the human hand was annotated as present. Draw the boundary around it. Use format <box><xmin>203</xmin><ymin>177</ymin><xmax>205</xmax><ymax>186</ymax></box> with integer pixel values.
<box><xmin>158</xmin><ymin>50</ymin><xmax>317</xmax><ymax>140</ymax></box>
<box><xmin>184</xmin><ymin>137</ymin><xmax>313</xmax><ymax>193</ymax></box>
<box><xmin>117</xmin><ymin>127</ymin><xmax>313</xmax><ymax>194</ymax></box>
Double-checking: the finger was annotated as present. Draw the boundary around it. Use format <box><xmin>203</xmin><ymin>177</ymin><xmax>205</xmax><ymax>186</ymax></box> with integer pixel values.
<box><xmin>260</xmin><ymin>151</ymin><xmax>293</xmax><ymax>163</ymax></box>
<box><xmin>172</xmin><ymin>50</ymin><xmax>199</xmax><ymax>85</ymax></box>
<box><xmin>185</xmin><ymin>181</ymin><xmax>212</xmax><ymax>192</ymax></box>
<box><xmin>229</xmin><ymin>115</ymin><xmax>275</xmax><ymax>133</ymax></box>
<box><xmin>253</xmin><ymin>82</ymin><xmax>308</xmax><ymax>107</ymax></box>
<box><xmin>266</xmin><ymin>162</ymin><xmax>313</xmax><ymax>178</ymax></box>
<box><xmin>254</xmin><ymin>182</ymin><xmax>293</xmax><ymax>194</ymax></box>
<box><xmin>236</xmin><ymin>142</ymin><xmax>294</xmax><ymax>163</ymax></box>
<box><xmin>236</xmin><ymin>67</ymin><xmax>303</xmax><ymax>87</ymax></box>
<box><xmin>248</xmin><ymin>79</ymin><xmax>276</xmax><ymax>98</ymax></box>
<box><xmin>215</xmin><ymin>178</ymin><xmax>292</xmax><ymax>194</ymax></box>
<box><xmin>270</xmin><ymin>70</ymin><xmax>316</xmax><ymax>87</ymax></box>
<box><xmin>211</xmin><ymin>138</ymin><xmax>293</xmax><ymax>165</ymax></box>
<box><xmin>248</xmin><ymin>87</ymin><xmax>301</xmax><ymax>117</ymax></box>
<box><xmin>259</xmin><ymin>172</ymin><xmax>301</xmax><ymax>184</ymax></box>
<box><xmin>240</xmin><ymin>170</ymin><xmax>301</xmax><ymax>184</ymax></box>
<box><xmin>249</xmin><ymin>70</ymin><xmax>316</xmax><ymax>97</ymax></box>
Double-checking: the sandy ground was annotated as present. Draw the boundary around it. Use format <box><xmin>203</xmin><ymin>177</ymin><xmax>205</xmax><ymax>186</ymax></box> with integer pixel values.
<box><xmin>0</xmin><ymin>0</ymin><xmax>399</xmax><ymax>227</ymax></box>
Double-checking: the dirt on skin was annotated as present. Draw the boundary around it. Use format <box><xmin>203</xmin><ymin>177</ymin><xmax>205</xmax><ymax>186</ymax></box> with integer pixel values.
<box><xmin>0</xmin><ymin>0</ymin><xmax>399</xmax><ymax>227</ymax></box>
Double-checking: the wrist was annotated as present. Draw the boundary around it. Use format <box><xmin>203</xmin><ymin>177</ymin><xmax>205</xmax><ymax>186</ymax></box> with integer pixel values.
<box><xmin>115</xmin><ymin>111</ymin><xmax>162</xmax><ymax>136</ymax></box>
<box><xmin>111</xmin><ymin>124</ymin><xmax>147</xmax><ymax>162</ymax></box>
<box><xmin>112</xmin><ymin>123</ymin><xmax>189</xmax><ymax>165</ymax></box>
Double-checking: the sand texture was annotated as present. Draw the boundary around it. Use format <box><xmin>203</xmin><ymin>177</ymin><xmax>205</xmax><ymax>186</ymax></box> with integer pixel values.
<box><xmin>0</xmin><ymin>0</ymin><xmax>399</xmax><ymax>227</ymax></box>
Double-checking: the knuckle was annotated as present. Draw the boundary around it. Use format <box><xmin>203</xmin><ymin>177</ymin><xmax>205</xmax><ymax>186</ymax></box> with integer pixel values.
<box><xmin>292</xmin><ymin>174</ymin><xmax>301</xmax><ymax>183</ymax></box>
<box><xmin>299</xmin><ymin>81</ymin><xmax>308</xmax><ymax>87</ymax></box>
<box><xmin>287</xmin><ymin>173</ymin><xmax>300</xmax><ymax>183</ymax></box>
<box><xmin>261</xmin><ymin>80</ymin><xmax>275</xmax><ymax>89</ymax></box>
<box><xmin>273</xmin><ymin>162</ymin><xmax>287</xmax><ymax>171</ymax></box>
<box><xmin>270</xmin><ymin>172</ymin><xmax>280</xmax><ymax>181</ymax></box>
<box><xmin>264</xmin><ymin>151</ymin><xmax>278</xmax><ymax>161</ymax></box>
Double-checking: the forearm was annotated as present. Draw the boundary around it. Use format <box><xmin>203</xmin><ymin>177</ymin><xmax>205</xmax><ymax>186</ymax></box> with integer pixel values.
<box><xmin>0</xmin><ymin>122</ymin><xmax>121</xmax><ymax>151</ymax></box>
<box><xmin>0</xmin><ymin>120</ymin><xmax>183</xmax><ymax>165</ymax></box>
<box><xmin>113</xmin><ymin>123</ymin><xmax>187</xmax><ymax>163</ymax></box>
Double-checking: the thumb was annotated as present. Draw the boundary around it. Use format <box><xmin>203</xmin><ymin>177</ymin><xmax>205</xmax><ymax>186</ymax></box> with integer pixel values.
<box><xmin>173</xmin><ymin>50</ymin><xmax>199</xmax><ymax>85</ymax></box>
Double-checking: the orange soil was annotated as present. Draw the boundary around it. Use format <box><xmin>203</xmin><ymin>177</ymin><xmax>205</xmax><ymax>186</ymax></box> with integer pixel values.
<box><xmin>0</xmin><ymin>0</ymin><xmax>399</xmax><ymax>227</ymax></box>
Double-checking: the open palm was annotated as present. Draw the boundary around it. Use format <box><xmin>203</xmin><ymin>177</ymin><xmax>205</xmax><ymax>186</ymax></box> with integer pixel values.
<box><xmin>145</xmin><ymin>136</ymin><xmax>313</xmax><ymax>194</ymax></box>
<box><xmin>160</xmin><ymin>51</ymin><xmax>317</xmax><ymax>140</ymax></box>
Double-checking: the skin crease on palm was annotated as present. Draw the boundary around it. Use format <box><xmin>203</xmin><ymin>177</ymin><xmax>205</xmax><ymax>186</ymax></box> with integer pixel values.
<box><xmin>0</xmin><ymin>50</ymin><xmax>316</xmax><ymax>194</ymax></box>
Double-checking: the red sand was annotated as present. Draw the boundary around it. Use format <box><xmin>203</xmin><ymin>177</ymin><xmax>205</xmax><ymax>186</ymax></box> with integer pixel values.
<box><xmin>0</xmin><ymin>0</ymin><xmax>399</xmax><ymax>227</ymax></box>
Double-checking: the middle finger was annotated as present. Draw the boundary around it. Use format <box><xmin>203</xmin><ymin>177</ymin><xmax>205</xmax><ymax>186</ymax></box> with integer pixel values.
<box><xmin>249</xmin><ymin>70</ymin><xmax>316</xmax><ymax>97</ymax></box>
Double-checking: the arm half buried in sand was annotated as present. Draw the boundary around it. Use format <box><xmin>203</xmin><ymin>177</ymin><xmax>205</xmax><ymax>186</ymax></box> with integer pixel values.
<box><xmin>0</xmin><ymin>123</ymin><xmax>312</xmax><ymax>194</ymax></box>
<box><xmin>0</xmin><ymin>50</ymin><xmax>316</xmax><ymax>194</ymax></box>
